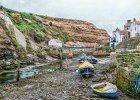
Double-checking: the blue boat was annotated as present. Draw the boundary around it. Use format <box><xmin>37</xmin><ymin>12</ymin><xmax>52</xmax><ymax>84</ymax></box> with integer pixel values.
<box><xmin>91</xmin><ymin>82</ymin><xmax>118</xmax><ymax>99</ymax></box>
<box><xmin>78</xmin><ymin>61</ymin><xmax>94</xmax><ymax>77</ymax></box>
<box><xmin>88</xmin><ymin>56</ymin><xmax>98</xmax><ymax>64</ymax></box>
<box><xmin>79</xmin><ymin>57</ymin><xmax>86</xmax><ymax>63</ymax></box>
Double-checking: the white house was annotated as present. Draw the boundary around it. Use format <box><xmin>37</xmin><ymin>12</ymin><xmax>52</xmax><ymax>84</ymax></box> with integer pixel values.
<box><xmin>124</xmin><ymin>20</ymin><xmax>132</xmax><ymax>32</ymax></box>
<box><xmin>113</xmin><ymin>28</ymin><xmax>124</xmax><ymax>44</ymax></box>
<box><xmin>130</xmin><ymin>18</ymin><xmax>140</xmax><ymax>37</ymax></box>
<box><xmin>110</xmin><ymin>18</ymin><xmax>140</xmax><ymax>49</ymax></box>
<box><xmin>48</xmin><ymin>39</ymin><xmax>63</xmax><ymax>48</ymax></box>
<box><xmin>110</xmin><ymin>28</ymin><xmax>129</xmax><ymax>48</ymax></box>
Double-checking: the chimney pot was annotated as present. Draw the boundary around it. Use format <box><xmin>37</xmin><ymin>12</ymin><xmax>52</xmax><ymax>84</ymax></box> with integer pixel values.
<box><xmin>127</xmin><ymin>20</ymin><xmax>131</xmax><ymax>23</ymax></box>
<box><xmin>133</xmin><ymin>18</ymin><xmax>136</xmax><ymax>21</ymax></box>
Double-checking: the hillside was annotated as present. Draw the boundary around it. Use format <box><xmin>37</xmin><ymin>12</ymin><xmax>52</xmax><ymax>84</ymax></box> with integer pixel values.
<box><xmin>0</xmin><ymin>6</ymin><xmax>109</xmax><ymax>69</ymax></box>
<box><xmin>40</xmin><ymin>16</ymin><xmax>109</xmax><ymax>43</ymax></box>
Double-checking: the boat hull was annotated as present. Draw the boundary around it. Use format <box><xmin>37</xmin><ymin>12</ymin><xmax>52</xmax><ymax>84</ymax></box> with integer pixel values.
<box><xmin>88</xmin><ymin>59</ymin><xmax>98</xmax><ymax>64</ymax></box>
<box><xmin>94</xmin><ymin>91</ymin><xmax>118</xmax><ymax>99</ymax></box>
<box><xmin>88</xmin><ymin>56</ymin><xmax>98</xmax><ymax>64</ymax></box>
<box><xmin>91</xmin><ymin>82</ymin><xmax>118</xmax><ymax>99</ymax></box>
<box><xmin>78</xmin><ymin>67</ymin><xmax>94</xmax><ymax>77</ymax></box>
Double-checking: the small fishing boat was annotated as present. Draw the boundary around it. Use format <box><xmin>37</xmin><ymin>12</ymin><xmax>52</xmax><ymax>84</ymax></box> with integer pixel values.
<box><xmin>88</xmin><ymin>56</ymin><xmax>98</xmax><ymax>64</ymax></box>
<box><xmin>91</xmin><ymin>82</ymin><xmax>118</xmax><ymax>99</ymax></box>
<box><xmin>78</xmin><ymin>61</ymin><xmax>94</xmax><ymax>77</ymax></box>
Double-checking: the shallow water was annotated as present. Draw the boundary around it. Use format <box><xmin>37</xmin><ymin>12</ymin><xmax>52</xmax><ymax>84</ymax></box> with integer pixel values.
<box><xmin>0</xmin><ymin>63</ymin><xmax>61</xmax><ymax>84</ymax></box>
<box><xmin>0</xmin><ymin>57</ymin><xmax>110</xmax><ymax>85</ymax></box>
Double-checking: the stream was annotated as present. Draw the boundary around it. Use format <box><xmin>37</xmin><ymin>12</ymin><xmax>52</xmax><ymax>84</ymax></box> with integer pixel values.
<box><xmin>0</xmin><ymin>57</ymin><xmax>111</xmax><ymax>85</ymax></box>
<box><xmin>0</xmin><ymin>62</ymin><xmax>61</xmax><ymax>84</ymax></box>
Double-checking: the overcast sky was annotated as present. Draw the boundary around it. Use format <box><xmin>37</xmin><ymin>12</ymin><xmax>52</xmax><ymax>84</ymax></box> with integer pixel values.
<box><xmin>1</xmin><ymin>0</ymin><xmax>140</xmax><ymax>36</ymax></box>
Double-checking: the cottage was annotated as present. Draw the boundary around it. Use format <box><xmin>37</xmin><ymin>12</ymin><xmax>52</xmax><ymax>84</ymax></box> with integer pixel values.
<box><xmin>130</xmin><ymin>18</ymin><xmax>140</xmax><ymax>37</ymax></box>
<box><xmin>124</xmin><ymin>20</ymin><xmax>132</xmax><ymax>31</ymax></box>
<box><xmin>110</xmin><ymin>28</ymin><xmax>129</xmax><ymax>48</ymax></box>
<box><xmin>110</xmin><ymin>18</ymin><xmax>140</xmax><ymax>49</ymax></box>
<box><xmin>48</xmin><ymin>39</ymin><xmax>63</xmax><ymax>48</ymax></box>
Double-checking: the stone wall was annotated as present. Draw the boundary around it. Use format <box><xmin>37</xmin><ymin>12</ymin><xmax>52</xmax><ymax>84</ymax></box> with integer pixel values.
<box><xmin>116</xmin><ymin>51</ymin><xmax>140</xmax><ymax>97</ymax></box>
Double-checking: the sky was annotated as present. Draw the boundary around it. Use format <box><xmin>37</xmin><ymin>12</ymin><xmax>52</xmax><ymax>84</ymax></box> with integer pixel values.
<box><xmin>1</xmin><ymin>0</ymin><xmax>140</xmax><ymax>36</ymax></box>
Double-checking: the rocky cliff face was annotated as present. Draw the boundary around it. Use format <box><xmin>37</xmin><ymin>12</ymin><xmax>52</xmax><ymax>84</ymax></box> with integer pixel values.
<box><xmin>0</xmin><ymin>19</ymin><xmax>14</xmax><ymax>60</ymax></box>
<box><xmin>40</xmin><ymin>16</ymin><xmax>109</xmax><ymax>43</ymax></box>
<box><xmin>0</xmin><ymin>7</ymin><xmax>109</xmax><ymax>63</ymax></box>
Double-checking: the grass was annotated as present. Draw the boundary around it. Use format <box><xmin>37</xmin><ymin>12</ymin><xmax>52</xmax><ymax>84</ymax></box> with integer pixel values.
<box><xmin>3</xmin><ymin>7</ymin><xmax>74</xmax><ymax>43</ymax></box>
<box><xmin>132</xmin><ymin>68</ymin><xmax>140</xmax><ymax>74</ymax></box>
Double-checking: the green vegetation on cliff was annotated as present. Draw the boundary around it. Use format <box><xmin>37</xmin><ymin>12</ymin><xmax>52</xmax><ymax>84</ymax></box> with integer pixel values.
<box><xmin>2</xmin><ymin>7</ymin><xmax>75</xmax><ymax>43</ymax></box>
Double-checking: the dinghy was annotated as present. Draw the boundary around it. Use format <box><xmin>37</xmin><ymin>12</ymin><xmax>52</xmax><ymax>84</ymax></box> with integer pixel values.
<box><xmin>91</xmin><ymin>82</ymin><xmax>118</xmax><ymax>99</ymax></box>
<box><xmin>88</xmin><ymin>56</ymin><xmax>98</xmax><ymax>64</ymax></box>
<box><xmin>78</xmin><ymin>61</ymin><xmax>94</xmax><ymax>77</ymax></box>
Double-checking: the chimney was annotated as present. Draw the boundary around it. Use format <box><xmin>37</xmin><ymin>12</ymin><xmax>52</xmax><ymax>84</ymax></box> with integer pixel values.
<box><xmin>116</xmin><ymin>28</ymin><xmax>119</xmax><ymax>31</ymax></box>
<box><xmin>127</xmin><ymin>20</ymin><xmax>131</xmax><ymax>23</ymax></box>
<box><xmin>133</xmin><ymin>18</ymin><xmax>136</xmax><ymax>22</ymax></box>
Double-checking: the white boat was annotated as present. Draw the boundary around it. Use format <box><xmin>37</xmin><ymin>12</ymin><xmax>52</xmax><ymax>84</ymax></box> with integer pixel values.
<box><xmin>91</xmin><ymin>82</ymin><xmax>118</xmax><ymax>99</ymax></box>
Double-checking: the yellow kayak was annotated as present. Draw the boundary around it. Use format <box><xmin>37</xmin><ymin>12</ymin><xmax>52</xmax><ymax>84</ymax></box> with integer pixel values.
<box><xmin>78</xmin><ymin>61</ymin><xmax>94</xmax><ymax>69</ymax></box>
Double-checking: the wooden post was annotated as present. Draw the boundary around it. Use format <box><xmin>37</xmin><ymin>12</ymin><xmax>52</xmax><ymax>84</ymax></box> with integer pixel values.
<box><xmin>59</xmin><ymin>48</ymin><xmax>63</xmax><ymax>69</ymax></box>
<box><xmin>16</xmin><ymin>59</ymin><xmax>20</xmax><ymax>82</ymax></box>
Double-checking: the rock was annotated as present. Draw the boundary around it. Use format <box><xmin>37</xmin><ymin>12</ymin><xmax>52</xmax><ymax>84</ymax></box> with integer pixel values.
<box><xmin>29</xmin><ymin>40</ymin><xmax>39</xmax><ymax>50</ymax></box>
<box><xmin>26</xmin><ymin>54</ymin><xmax>39</xmax><ymax>64</ymax></box>
<box><xmin>24</xmin><ymin>85</ymin><xmax>34</xmax><ymax>89</ymax></box>
<box><xmin>24</xmin><ymin>18</ymin><xmax>32</xmax><ymax>23</ymax></box>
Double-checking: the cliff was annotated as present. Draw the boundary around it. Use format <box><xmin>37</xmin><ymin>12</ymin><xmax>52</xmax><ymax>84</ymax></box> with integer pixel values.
<box><xmin>40</xmin><ymin>16</ymin><xmax>109</xmax><ymax>43</ymax></box>
<box><xmin>0</xmin><ymin>6</ymin><xmax>109</xmax><ymax>69</ymax></box>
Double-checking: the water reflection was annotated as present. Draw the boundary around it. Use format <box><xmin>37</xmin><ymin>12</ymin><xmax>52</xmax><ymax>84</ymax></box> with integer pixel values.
<box><xmin>0</xmin><ymin>64</ymin><xmax>61</xmax><ymax>84</ymax></box>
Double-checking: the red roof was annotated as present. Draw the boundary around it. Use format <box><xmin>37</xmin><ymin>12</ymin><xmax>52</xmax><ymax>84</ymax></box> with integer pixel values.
<box><xmin>136</xmin><ymin>21</ymin><xmax>140</xmax><ymax>25</ymax></box>
<box><xmin>119</xmin><ymin>30</ymin><xmax>128</xmax><ymax>36</ymax></box>
<box><xmin>65</xmin><ymin>41</ymin><xmax>97</xmax><ymax>47</ymax></box>
<box><xmin>83</xmin><ymin>43</ymin><xmax>97</xmax><ymax>47</ymax></box>
<box><xmin>64</xmin><ymin>44</ymin><xmax>70</xmax><ymax>47</ymax></box>
<box><xmin>66</xmin><ymin>42</ymin><xmax>75</xmax><ymax>45</ymax></box>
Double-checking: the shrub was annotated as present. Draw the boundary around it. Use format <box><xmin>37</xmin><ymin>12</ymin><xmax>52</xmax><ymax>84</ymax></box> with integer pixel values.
<box><xmin>26</xmin><ymin>43</ymin><xmax>35</xmax><ymax>54</ymax></box>
<box><xmin>49</xmin><ymin>22</ymin><xmax>53</xmax><ymax>26</ymax></box>
<box><xmin>33</xmin><ymin>33</ymin><xmax>45</xmax><ymax>43</ymax></box>
<box><xmin>96</xmin><ymin>46</ymin><xmax>112</xmax><ymax>53</ymax></box>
